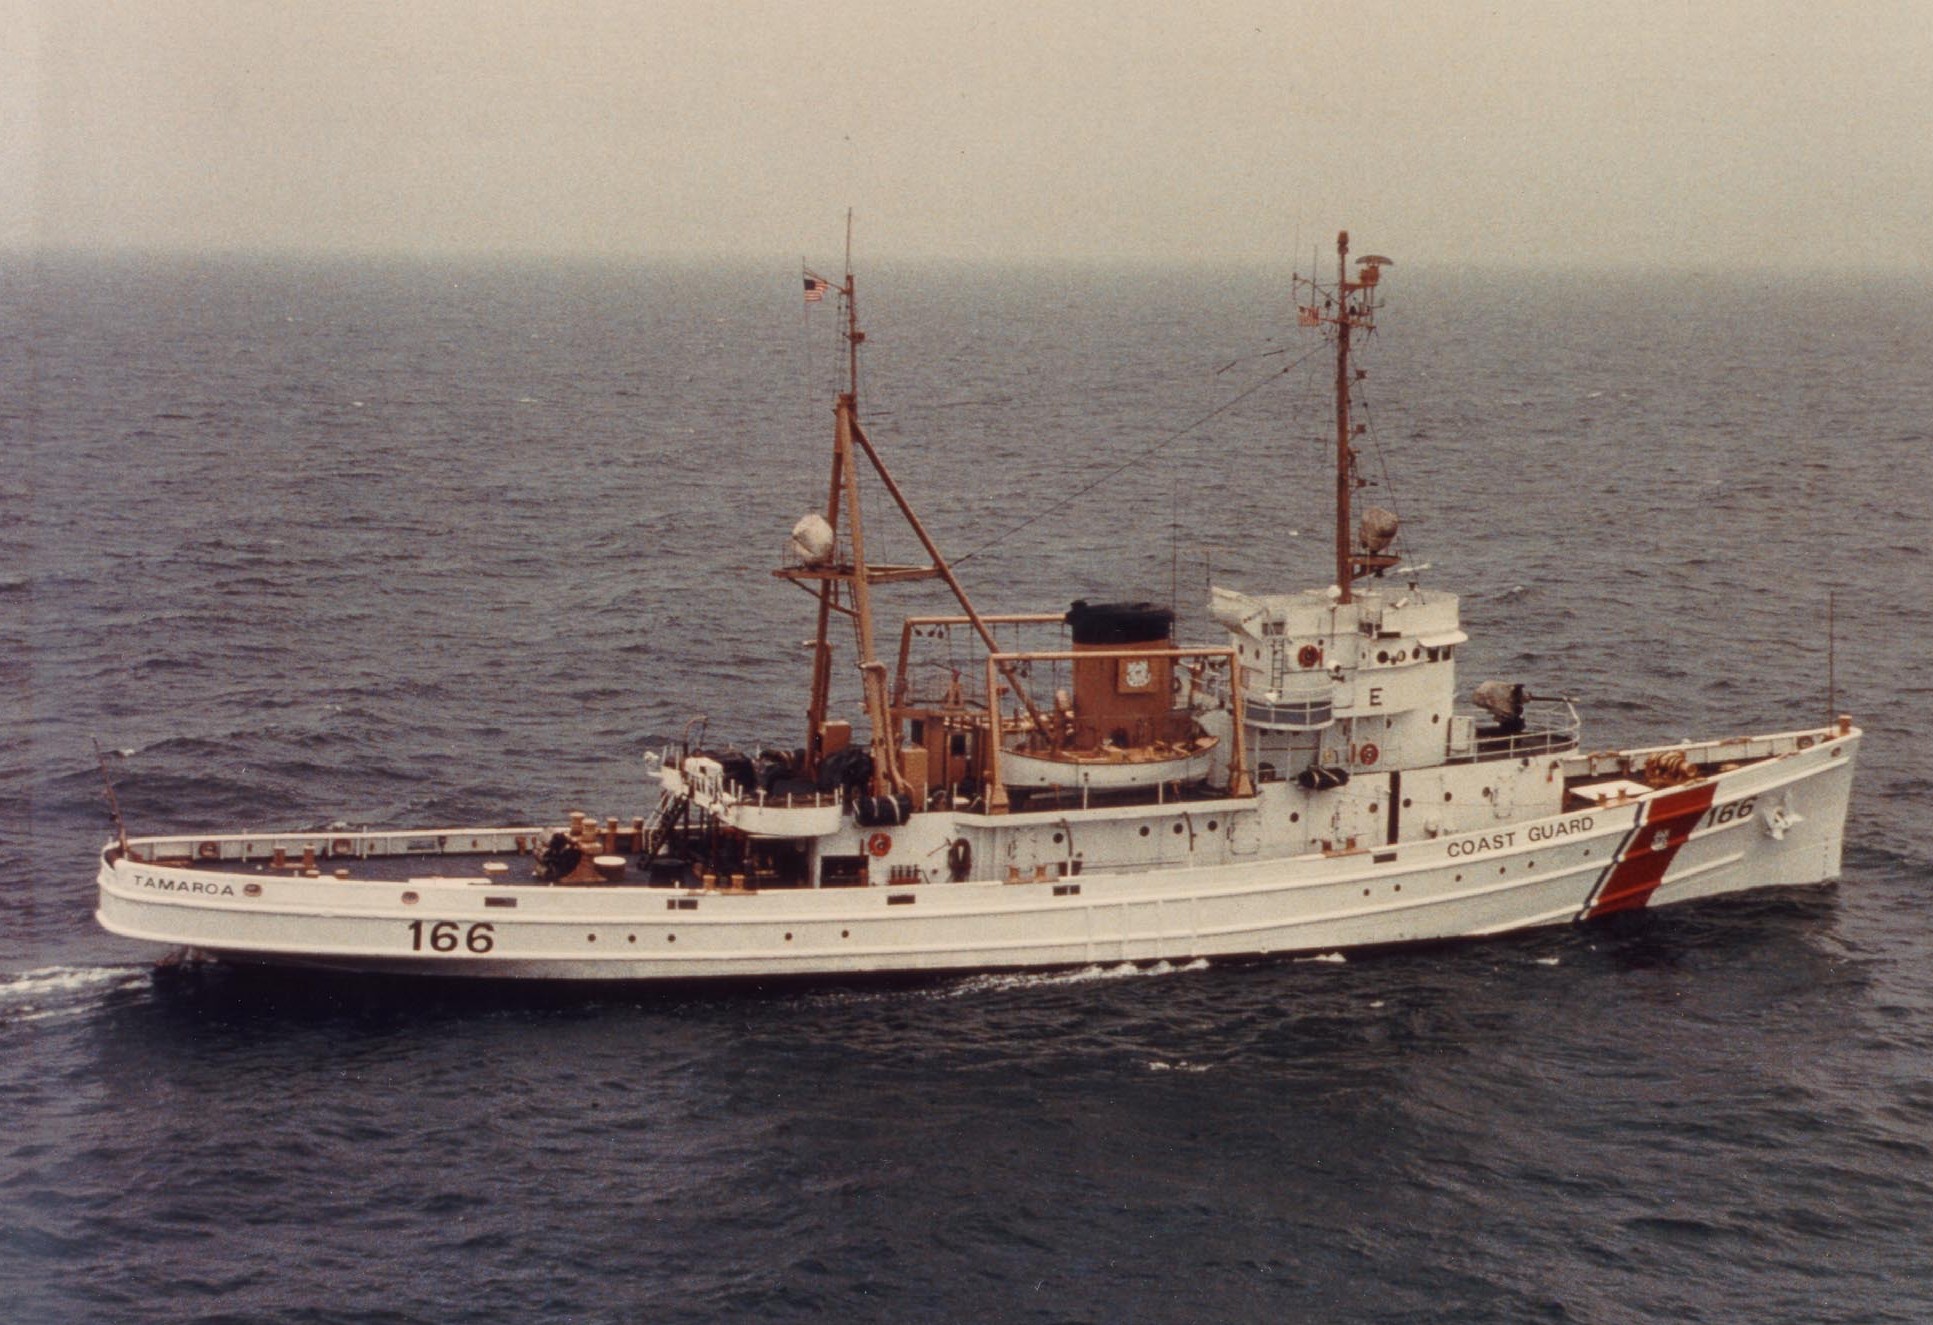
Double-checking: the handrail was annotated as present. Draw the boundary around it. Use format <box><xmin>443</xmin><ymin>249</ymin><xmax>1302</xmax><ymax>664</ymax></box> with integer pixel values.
<box><xmin>1460</xmin><ymin>700</ymin><xmax>1582</xmax><ymax>761</ymax></box>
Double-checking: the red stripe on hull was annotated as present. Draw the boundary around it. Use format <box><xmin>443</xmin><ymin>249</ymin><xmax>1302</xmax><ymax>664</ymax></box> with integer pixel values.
<box><xmin>1584</xmin><ymin>783</ymin><xmax>1717</xmax><ymax>918</ymax></box>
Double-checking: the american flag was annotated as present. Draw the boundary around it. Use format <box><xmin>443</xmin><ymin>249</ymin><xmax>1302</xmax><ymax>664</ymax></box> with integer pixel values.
<box><xmin>803</xmin><ymin>276</ymin><xmax>831</xmax><ymax>303</ymax></box>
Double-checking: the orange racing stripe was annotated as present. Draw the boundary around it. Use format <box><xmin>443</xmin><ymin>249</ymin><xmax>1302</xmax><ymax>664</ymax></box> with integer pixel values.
<box><xmin>1581</xmin><ymin>782</ymin><xmax>1718</xmax><ymax>919</ymax></box>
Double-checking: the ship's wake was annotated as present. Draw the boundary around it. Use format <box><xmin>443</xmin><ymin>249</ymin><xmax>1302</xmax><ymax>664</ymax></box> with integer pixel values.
<box><xmin>0</xmin><ymin>965</ymin><xmax>151</xmax><ymax>1025</ymax></box>
<box><xmin>941</xmin><ymin>957</ymin><xmax>1212</xmax><ymax>998</ymax></box>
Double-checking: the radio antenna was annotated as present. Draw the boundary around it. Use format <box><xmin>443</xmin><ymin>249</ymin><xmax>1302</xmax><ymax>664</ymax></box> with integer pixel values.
<box><xmin>93</xmin><ymin>736</ymin><xmax>129</xmax><ymax>856</ymax></box>
<box><xmin>1827</xmin><ymin>591</ymin><xmax>1837</xmax><ymax>728</ymax></box>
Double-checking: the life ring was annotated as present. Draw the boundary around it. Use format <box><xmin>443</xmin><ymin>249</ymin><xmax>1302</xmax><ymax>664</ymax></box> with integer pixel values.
<box><xmin>866</xmin><ymin>831</ymin><xmax>893</xmax><ymax>858</ymax></box>
<box><xmin>947</xmin><ymin>837</ymin><xmax>972</xmax><ymax>881</ymax></box>
<box><xmin>1297</xmin><ymin>644</ymin><xmax>1322</xmax><ymax>669</ymax></box>
<box><xmin>1358</xmin><ymin>743</ymin><xmax>1380</xmax><ymax>766</ymax></box>
<box><xmin>195</xmin><ymin>841</ymin><xmax>220</xmax><ymax>862</ymax></box>
<box><xmin>329</xmin><ymin>838</ymin><xmax>354</xmax><ymax>857</ymax></box>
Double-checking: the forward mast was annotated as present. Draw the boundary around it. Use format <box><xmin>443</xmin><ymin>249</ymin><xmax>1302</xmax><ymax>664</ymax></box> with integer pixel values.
<box><xmin>1297</xmin><ymin>230</ymin><xmax>1397</xmax><ymax>603</ymax></box>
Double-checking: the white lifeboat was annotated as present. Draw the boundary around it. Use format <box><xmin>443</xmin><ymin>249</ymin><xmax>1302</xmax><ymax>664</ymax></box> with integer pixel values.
<box><xmin>1000</xmin><ymin>734</ymin><xmax>1220</xmax><ymax>789</ymax></box>
<box><xmin>999</xmin><ymin>600</ymin><xmax>1219</xmax><ymax>790</ymax></box>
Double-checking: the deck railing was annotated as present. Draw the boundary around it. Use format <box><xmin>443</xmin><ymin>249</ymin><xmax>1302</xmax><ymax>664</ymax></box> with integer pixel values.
<box><xmin>1458</xmin><ymin>700</ymin><xmax>1582</xmax><ymax>762</ymax></box>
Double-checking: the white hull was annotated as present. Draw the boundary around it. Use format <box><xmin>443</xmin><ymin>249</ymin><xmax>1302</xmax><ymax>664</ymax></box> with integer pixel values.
<box><xmin>97</xmin><ymin>728</ymin><xmax>1857</xmax><ymax>982</ymax></box>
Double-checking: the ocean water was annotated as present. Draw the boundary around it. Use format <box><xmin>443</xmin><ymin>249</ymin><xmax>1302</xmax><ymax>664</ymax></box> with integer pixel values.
<box><xmin>2</xmin><ymin>252</ymin><xmax>1930</xmax><ymax>1323</ymax></box>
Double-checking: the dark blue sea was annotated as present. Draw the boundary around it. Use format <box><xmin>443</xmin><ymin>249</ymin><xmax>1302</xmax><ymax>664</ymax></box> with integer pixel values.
<box><xmin>3</xmin><ymin>252</ymin><xmax>1930</xmax><ymax>1323</ymax></box>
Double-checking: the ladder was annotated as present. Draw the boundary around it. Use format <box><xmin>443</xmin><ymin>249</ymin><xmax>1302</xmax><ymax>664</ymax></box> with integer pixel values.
<box><xmin>638</xmin><ymin>787</ymin><xmax>691</xmax><ymax>867</ymax></box>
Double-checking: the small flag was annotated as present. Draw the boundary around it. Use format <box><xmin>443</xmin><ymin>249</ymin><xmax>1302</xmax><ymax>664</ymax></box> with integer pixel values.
<box><xmin>1297</xmin><ymin>305</ymin><xmax>1321</xmax><ymax>327</ymax></box>
<box><xmin>804</xmin><ymin>276</ymin><xmax>831</xmax><ymax>303</ymax></box>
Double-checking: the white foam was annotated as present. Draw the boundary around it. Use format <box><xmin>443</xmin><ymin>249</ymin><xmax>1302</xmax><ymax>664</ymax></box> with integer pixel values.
<box><xmin>0</xmin><ymin>965</ymin><xmax>142</xmax><ymax>1002</ymax></box>
<box><xmin>943</xmin><ymin>957</ymin><xmax>1210</xmax><ymax>998</ymax></box>
<box><xmin>0</xmin><ymin>965</ymin><xmax>149</xmax><ymax>1022</ymax></box>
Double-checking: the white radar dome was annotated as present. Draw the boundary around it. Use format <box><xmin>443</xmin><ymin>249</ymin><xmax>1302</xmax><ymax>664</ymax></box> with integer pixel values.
<box><xmin>790</xmin><ymin>513</ymin><xmax>836</xmax><ymax>565</ymax></box>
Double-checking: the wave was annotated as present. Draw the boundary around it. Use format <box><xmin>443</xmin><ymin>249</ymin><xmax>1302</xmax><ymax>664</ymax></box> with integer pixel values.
<box><xmin>0</xmin><ymin>964</ymin><xmax>150</xmax><ymax>1025</ymax></box>
<box><xmin>940</xmin><ymin>957</ymin><xmax>1211</xmax><ymax>998</ymax></box>
<box><xmin>787</xmin><ymin>957</ymin><xmax>1217</xmax><ymax>1011</ymax></box>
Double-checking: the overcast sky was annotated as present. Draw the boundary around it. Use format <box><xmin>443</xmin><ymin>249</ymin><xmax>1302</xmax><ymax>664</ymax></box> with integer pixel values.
<box><xmin>4</xmin><ymin>1</ymin><xmax>1929</xmax><ymax>268</ymax></box>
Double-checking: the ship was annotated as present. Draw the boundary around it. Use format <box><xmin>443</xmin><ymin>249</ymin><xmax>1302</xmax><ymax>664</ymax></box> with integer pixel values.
<box><xmin>95</xmin><ymin>233</ymin><xmax>1860</xmax><ymax>981</ymax></box>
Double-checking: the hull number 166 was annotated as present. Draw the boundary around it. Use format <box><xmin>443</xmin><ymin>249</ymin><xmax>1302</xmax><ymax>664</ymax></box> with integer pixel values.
<box><xmin>406</xmin><ymin>920</ymin><xmax>495</xmax><ymax>953</ymax></box>
<box><xmin>1702</xmin><ymin>797</ymin><xmax>1756</xmax><ymax>829</ymax></box>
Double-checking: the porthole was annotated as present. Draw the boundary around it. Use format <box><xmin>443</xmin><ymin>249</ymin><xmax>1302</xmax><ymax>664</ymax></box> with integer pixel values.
<box><xmin>627</xmin><ymin>934</ymin><xmax>637</xmax><ymax>944</ymax></box>
<box><xmin>401</xmin><ymin>891</ymin><xmax>419</xmax><ymax>905</ymax></box>
<box><xmin>587</xmin><ymin>933</ymin><xmax>596</xmax><ymax>943</ymax></box>
<box><xmin>841</xmin><ymin>929</ymin><xmax>850</xmax><ymax>938</ymax></box>
<box><xmin>1368</xmin><ymin>803</ymin><xmax>1378</xmax><ymax>814</ymax></box>
<box><xmin>1402</xmin><ymin>798</ymin><xmax>1412</xmax><ymax>808</ymax></box>
<box><xmin>784</xmin><ymin>932</ymin><xmax>793</xmax><ymax>941</ymax></box>
<box><xmin>1172</xmin><ymin>823</ymin><xmax>1184</xmax><ymax>835</ymax></box>
<box><xmin>1139</xmin><ymin>826</ymin><xmax>1151</xmax><ymax>837</ymax></box>
<box><xmin>1394</xmin><ymin>884</ymin><xmax>1402</xmax><ymax>892</ymax></box>
<box><xmin>1444</xmin><ymin>792</ymin><xmax>1454</xmax><ymax>802</ymax></box>
<box><xmin>1206</xmin><ymin>820</ymin><xmax>1218</xmax><ymax>832</ymax></box>
<box><xmin>1290</xmin><ymin>812</ymin><xmax>1300</xmax><ymax>823</ymax></box>
<box><xmin>1377</xmin><ymin>650</ymin><xmax>1389</xmax><ymax>663</ymax></box>
<box><xmin>666</xmin><ymin>934</ymin><xmax>676</xmax><ymax>943</ymax></box>
<box><xmin>1052</xmin><ymin>832</ymin><xmax>1064</xmax><ymax>844</ymax></box>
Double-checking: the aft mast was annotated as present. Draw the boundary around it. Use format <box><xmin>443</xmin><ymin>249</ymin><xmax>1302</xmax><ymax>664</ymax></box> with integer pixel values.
<box><xmin>782</xmin><ymin>224</ymin><xmax>1047</xmax><ymax>801</ymax></box>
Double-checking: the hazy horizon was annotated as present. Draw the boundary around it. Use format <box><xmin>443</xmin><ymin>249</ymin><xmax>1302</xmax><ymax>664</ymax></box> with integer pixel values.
<box><xmin>5</xmin><ymin>1</ymin><xmax>1928</xmax><ymax>272</ymax></box>
<box><xmin>16</xmin><ymin>243</ymin><xmax>1929</xmax><ymax>281</ymax></box>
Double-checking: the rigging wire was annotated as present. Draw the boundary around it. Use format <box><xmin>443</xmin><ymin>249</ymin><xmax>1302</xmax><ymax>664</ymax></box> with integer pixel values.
<box><xmin>952</xmin><ymin>341</ymin><xmax>1330</xmax><ymax>567</ymax></box>
<box><xmin>1351</xmin><ymin>379</ymin><xmax>1420</xmax><ymax>580</ymax></box>
<box><xmin>1213</xmin><ymin>344</ymin><xmax>1291</xmax><ymax>374</ymax></box>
